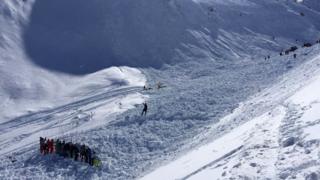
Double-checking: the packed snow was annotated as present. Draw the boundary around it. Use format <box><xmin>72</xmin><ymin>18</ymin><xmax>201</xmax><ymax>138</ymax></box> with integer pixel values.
<box><xmin>0</xmin><ymin>0</ymin><xmax>320</xmax><ymax>179</ymax></box>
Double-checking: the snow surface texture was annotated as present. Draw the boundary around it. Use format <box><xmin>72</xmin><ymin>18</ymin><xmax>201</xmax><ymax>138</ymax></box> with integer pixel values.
<box><xmin>141</xmin><ymin>53</ymin><xmax>320</xmax><ymax>180</ymax></box>
<box><xmin>1</xmin><ymin>0</ymin><xmax>320</xmax><ymax>179</ymax></box>
<box><xmin>0</xmin><ymin>0</ymin><xmax>146</xmax><ymax>121</ymax></box>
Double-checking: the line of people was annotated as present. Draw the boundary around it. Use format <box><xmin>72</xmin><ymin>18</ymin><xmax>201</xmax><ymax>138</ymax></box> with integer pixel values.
<box><xmin>39</xmin><ymin>137</ymin><xmax>101</xmax><ymax>167</ymax></box>
<box><xmin>280</xmin><ymin>39</ymin><xmax>320</xmax><ymax>57</ymax></box>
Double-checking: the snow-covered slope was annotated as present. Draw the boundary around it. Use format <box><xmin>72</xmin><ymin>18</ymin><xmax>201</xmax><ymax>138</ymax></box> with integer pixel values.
<box><xmin>1</xmin><ymin>0</ymin><xmax>320</xmax><ymax>179</ymax></box>
<box><xmin>141</xmin><ymin>52</ymin><xmax>320</xmax><ymax>180</ymax></box>
<box><xmin>0</xmin><ymin>0</ymin><xmax>146</xmax><ymax>121</ymax></box>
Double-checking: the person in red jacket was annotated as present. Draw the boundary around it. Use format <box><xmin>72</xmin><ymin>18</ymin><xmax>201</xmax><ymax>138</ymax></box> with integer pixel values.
<box><xmin>48</xmin><ymin>139</ymin><xmax>54</xmax><ymax>153</ymax></box>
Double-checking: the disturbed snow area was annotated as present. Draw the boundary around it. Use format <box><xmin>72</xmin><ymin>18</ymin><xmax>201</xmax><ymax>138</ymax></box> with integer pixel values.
<box><xmin>1</xmin><ymin>0</ymin><xmax>320</xmax><ymax>179</ymax></box>
<box><xmin>142</xmin><ymin>53</ymin><xmax>320</xmax><ymax>180</ymax></box>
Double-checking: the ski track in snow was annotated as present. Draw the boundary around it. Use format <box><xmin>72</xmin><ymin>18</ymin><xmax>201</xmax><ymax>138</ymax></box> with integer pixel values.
<box><xmin>0</xmin><ymin>85</ymin><xmax>147</xmax><ymax>179</ymax></box>
<box><xmin>0</xmin><ymin>86</ymin><xmax>144</xmax><ymax>156</ymax></box>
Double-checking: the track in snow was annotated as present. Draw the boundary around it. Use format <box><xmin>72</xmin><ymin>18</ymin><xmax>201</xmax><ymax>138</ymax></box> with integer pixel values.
<box><xmin>141</xmin><ymin>53</ymin><xmax>320</xmax><ymax>180</ymax></box>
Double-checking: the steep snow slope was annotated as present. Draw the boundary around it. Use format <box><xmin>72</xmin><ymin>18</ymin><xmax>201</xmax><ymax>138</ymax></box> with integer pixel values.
<box><xmin>141</xmin><ymin>51</ymin><xmax>320</xmax><ymax>180</ymax></box>
<box><xmin>21</xmin><ymin>0</ymin><xmax>320</xmax><ymax>74</ymax></box>
<box><xmin>0</xmin><ymin>0</ymin><xmax>146</xmax><ymax>121</ymax></box>
<box><xmin>0</xmin><ymin>0</ymin><xmax>320</xmax><ymax>179</ymax></box>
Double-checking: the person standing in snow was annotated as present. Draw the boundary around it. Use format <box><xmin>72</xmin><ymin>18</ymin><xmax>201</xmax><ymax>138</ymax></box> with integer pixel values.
<box><xmin>40</xmin><ymin>137</ymin><xmax>44</xmax><ymax>154</ymax></box>
<box><xmin>55</xmin><ymin>139</ymin><xmax>61</xmax><ymax>155</ymax></box>
<box><xmin>141</xmin><ymin>102</ymin><xmax>148</xmax><ymax>116</ymax></box>
<box><xmin>86</xmin><ymin>147</ymin><xmax>92</xmax><ymax>165</ymax></box>
<box><xmin>74</xmin><ymin>144</ymin><xmax>79</xmax><ymax>161</ymax></box>
<box><xmin>80</xmin><ymin>144</ymin><xmax>86</xmax><ymax>162</ymax></box>
<box><xmin>44</xmin><ymin>138</ymin><xmax>49</xmax><ymax>155</ymax></box>
<box><xmin>61</xmin><ymin>141</ymin><xmax>66</xmax><ymax>157</ymax></box>
<box><xmin>47</xmin><ymin>139</ymin><xmax>52</xmax><ymax>153</ymax></box>
<box><xmin>69</xmin><ymin>143</ymin><xmax>74</xmax><ymax>159</ymax></box>
<box><xmin>50</xmin><ymin>139</ymin><xmax>55</xmax><ymax>153</ymax></box>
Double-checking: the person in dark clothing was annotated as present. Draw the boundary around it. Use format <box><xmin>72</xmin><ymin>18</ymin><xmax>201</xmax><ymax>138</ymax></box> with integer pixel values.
<box><xmin>44</xmin><ymin>139</ymin><xmax>49</xmax><ymax>155</ymax></box>
<box><xmin>91</xmin><ymin>150</ymin><xmax>96</xmax><ymax>166</ymax></box>
<box><xmin>63</xmin><ymin>143</ymin><xmax>68</xmax><ymax>158</ymax></box>
<box><xmin>84</xmin><ymin>147</ymin><xmax>89</xmax><ymax>163</ymax></box>
<box><xmin>55</xmin><ymin>139</ymin><xmax>60</xmax><ymax>155</ymax></box>
<box><xmin>65</xmin><ymin>143</ymin><xmax>71</xmax><ymax>158</ymax></box>
<box><xmin>86</xmin><ymin>147</ymin><xmax>92</xmax><ymax>165</ymax></box>
<box><xmin>303</xmin><ymin>43</ymin><xmax>312</xmax><ymax>48</ymax></box>
<box><xmin>290</xmin><ymin>46</ymin><xmax>298</xmax><ymax>52</ymax></box>
<box><xmin>74</xmin><ymin>145</ymin><xmax>79</xmax><ymax>161</ymax></box>
<box><xmin>48</xmin><ymin>139</ymin><xmax>54</xmax><ymax>154</ymax></box>
<box><xmin>141</xmin><ymin>102</ymin><xmax>148</xmax><ymax>116</ymax></box>
<box><xmin>80</xmin><ymin>144</ymin><xmax>86</xmax><ymax>162</ymax></box>
<box><xmin>40</xmin><ymin>137</ymin><xmax>44</xmax><ymax>154</ymax></box>
<box><xmin>69</xmin><ymin>143</ymin><xmax>74</xmax><ymax>159</ymax></box>
<box><xmin>69</xmin><ymin>142</ymin><xmax>73</xmax><ymax>158</ymax></box>
<box><xmin>61</xmin><ymin>141</ymin><xmax>66</xmax><ymax>157</ymax></box>
<box><xmin>293</xmin><ymin>54</ymin><xmax>297</xmax><ymax>58</ymax></box>
<box><xmin>59</xmin><ymin>140</ymin><xmax>62</xmax><ymax>155</ymax></box>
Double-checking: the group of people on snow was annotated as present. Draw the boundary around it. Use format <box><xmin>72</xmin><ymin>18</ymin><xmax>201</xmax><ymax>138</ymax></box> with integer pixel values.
<box><xmin>279</xmin><ymin>39</ymin><xmax>320</xmax><ymax>57</ymax></box>
<box><xmin>39</xmin><ymin>137</ymin><xmax>101</xmax><ymax>167</ymax></box>
<box><xmin>40</xmin><ymin>137</ymin><xmax>54</xmax><ymax>154</ymax></box>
